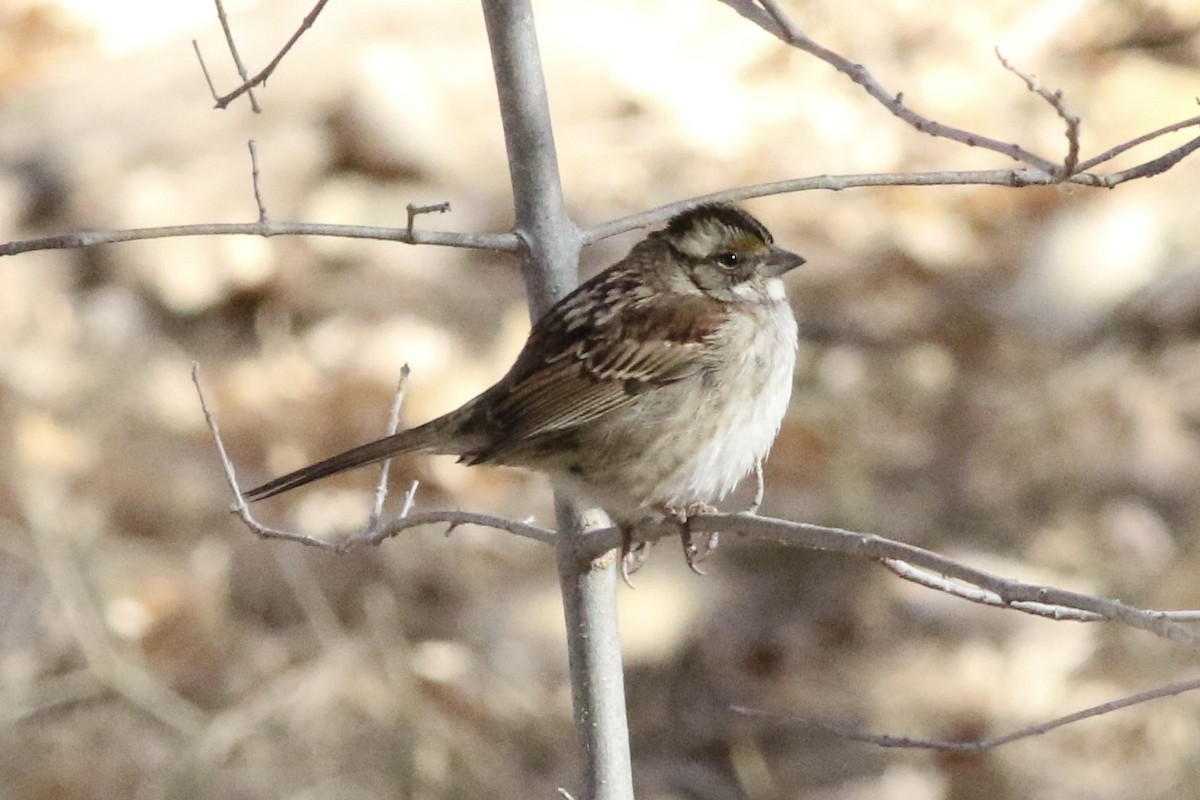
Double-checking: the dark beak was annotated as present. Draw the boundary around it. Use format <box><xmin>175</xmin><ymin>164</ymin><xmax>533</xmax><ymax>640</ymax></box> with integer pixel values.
<box><xmin>764</xmin><ymin>245</ymin><xmax>805</xmax><ymax>277</ymax></box>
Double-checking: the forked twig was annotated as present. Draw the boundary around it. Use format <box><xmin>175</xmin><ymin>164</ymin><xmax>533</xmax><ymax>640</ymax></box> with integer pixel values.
<box><xmin>210</xmin><ymin>0</ymin><xmax>260</xmax><ymax>112</ymax></box>
<box><xmin>995</xmin><ymin>48</ymin><xmax>1081</xmax><ymax>179</ymax></box>
<box><xmin>882</xmin><ymin>559</ymin><xmax>1102</xmax><ymax>622</ymax></box>
<box><xmin>753</xmin><ymin>0</ymin><xmax>1059</xmax><ymax>174</ymax></box>
<box><xmin>190</xmin><ymin>362</ymin><xmax>556</xmax><ymax>551</ymax></box>
<box><xmin>212</xmin><ymin>0</ymin><xmax>331</xmax><ymax>109</ymax></box>
<box><xmin>1078</xmin><ymin>110</ymin><xmax>1200</xmax><ymax>172</ymax></box>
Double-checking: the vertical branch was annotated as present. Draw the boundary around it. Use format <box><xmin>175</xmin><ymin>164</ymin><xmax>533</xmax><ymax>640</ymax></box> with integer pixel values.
<box><xmin>481</xmin><ymin>0</ymin><xmax>581</xmax><ymax>317</ymax></box>
<box><xmin>480</xmin><ymin>3</ymin><xmax>633</xmax><ymax>800</ymax></box>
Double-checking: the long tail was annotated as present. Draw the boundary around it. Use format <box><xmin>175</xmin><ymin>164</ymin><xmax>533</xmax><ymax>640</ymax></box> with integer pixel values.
<box><xmin>244</xmin><ymin>422</ymin><xmax>450</xmax><ymax>501</ymax></box>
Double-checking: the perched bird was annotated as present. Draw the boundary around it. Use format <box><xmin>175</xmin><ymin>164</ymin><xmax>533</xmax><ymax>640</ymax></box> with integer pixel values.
<box><xmin>246</xmin><ymin>203</ymin><xmax>803</xmax><ymax>573</ymax></box>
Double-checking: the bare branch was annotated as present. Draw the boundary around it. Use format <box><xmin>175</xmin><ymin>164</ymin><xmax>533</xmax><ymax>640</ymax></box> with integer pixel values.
<box><xmin>0</xmin><ymin>219</ymin><xmax>520</xmax><ymax>257</ymax></box>
<box><xmin>192</xmin><ymin>39</ymin><xmax>220</xmax><ymax>102</ymax></box>
<box><xmin>190</xmin><ymin>362</ymin><xmax>556</xmax><ymax>549</ymax></box>
<box><xmin>213</xmin><ymin>0</ymin><xmax>331</xmax><ymax>110</ymax></box>
<box><xmin>481</xmin><ymin>4</ymin><xmax>632</xmax><ymax>798</ymax></box>
<box><xmin>995</xmin><ymin>48</ymin><xmax>1080</xmax><ymax>178</ymax></box>
<box><xmin>211</xmin><ymin>0</ymin><xmax>261</xmax><ymax>112</ymax></box>
<box><xmin>882</xmin><ymin>559</ymin><xmax>1103</xmax><ymax>622</ymax></box>
<box><xmin>584</xmin><ymin>169</ymin><xmax>1059</xmax><ymax>244</ymax></box>
<box><xmin>397</xmin><ymin>479</ymin><xmax>419</xmax><ymax>518</ymax></box>
<box><xmin>247</xmin><ymin>140</ymin><xmax>268</xmax><ymax>222</ymax></box>
<box><xmin>11</xmin><ymin>150</ymin><xmax>1192</xmax><ymax>256</ymax></box>
<box><xmin>583</xmin><ymin>150</ymin><xmax>1195</xmax><ymax>243</ymax></box>
<box><xmin>1094</xmin><ymin>133</ymin><xmax>1200</xmax><ymax>185</ymax></box>
<box><xmin>753</xmin><ymin>0</ymin><xmax>1059</xmax><ymax>173</ymax></box>
<box><xmin>366</xmin><ymin>364</ymin><xmax>410</xmax><ymax>533</ymax></box>
<box><xmin>733</xmin><ymin>675</ymin><xmax>1200</xmax><ymax>752</ymax></box>
<box><xmin>713</xmin><ymin>0</ymin><xmax>782</xmax><ymax>35</ymax></box>
<box><xmin>581</xmin><ymin>513</ymin><xmax>1200</xmax><ymax>650</ymax></box>
<box><xmin>722</xmin><ymin>514</ymin><xmax>1200</xmax><ymax>649</ymax></box>
<box><xmin>1078</xmin><ymin>113</ymin><xmax>1200</xmax><ymax>172</ymax></box>
<box><xmin>356</xmin><ymin>508</ymin><xmax>556</xmax><ymax>547</ymax></box>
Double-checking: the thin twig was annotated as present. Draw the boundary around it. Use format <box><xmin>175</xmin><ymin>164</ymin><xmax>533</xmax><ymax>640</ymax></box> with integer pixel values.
<box><xmin>0</xmin><ymin>220</ymin><xmax>520</xmax><ymax>257</ymax></box>
<box><xmin>1077</xmin><ymin>113</ymin><xmax>1200</xmax><ymax>172</ymax></box>
<box><xmin>995</xmin><ymin>48</ymin><xmax>1080</xmax><ymax>179</ymax></box>
<box><xmin>192</xmin><ymin>39</ymin><xmax>220</xmax><ymax>101</ymax></box>
<box><xmin>406</xmin><ymin>202</ymin><xmax>452</xmax><ymax>234</ymax></box>
<box><xmin>733</xmin><ymin>675</ymin><xmax>1200</xmax><ymax>752</ymax></box>
<box><xmin>714</xmin><ymin>0</ymin><xmax>781</xmax><ymax>34</ymax></box>
<box><xmin>1094</xmin><ymin>133</ymin><xmax>1200</xmax><ymax>185</ymax></box>
<box><xmin>583</xmin><ymin>169</ymin><xmax>1050</xmax><ymax>244</ymax></box>
<box><xmin>212</xmin><ymin>0</ymin><xmax>261</xmax><ymax>112</ymax></box>
<box><xmin>247</xmin><ymin>140</ymin><xmax>268</xmax><ymax>222</ymax></box>
<box><xmin>214</xmin><ymin>0</ymin><xmax>331</xmax><ymax>109</ymax></box>
<box><xmin>578</xmin><ymin>155</ymin><xmax>1183</xmax><ymax>244</ymax></box>
<box><xmin>190</xmin><ymin>362</ymin><xmax>555</xmax><ymax>548</ymax></box>
<box><xmin>753</xmin><ymin>0</ymin><xmax>1059</xmax><ymax>173</ymax></box>
<box><xmin>366</xmin><ymin>365</ymin><xmax>410</xmax><ymax>534</ymax></box>
<box><xmin>882</xmin><ymin>559</ymin><xmax>1103</xmax><ymax>622</ymax></box>
<box><xmin>398</xmin><ymin>480</ymin><xmax>420</xmax><ymax>518</ymax></box>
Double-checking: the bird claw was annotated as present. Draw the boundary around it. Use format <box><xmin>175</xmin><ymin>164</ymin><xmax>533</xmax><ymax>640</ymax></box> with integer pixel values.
<box><xmin>668</xmin><ymin>503</ymin><xmax>719</xmax><ymax>576</ymax></box>
<box><xmin>619</xmin><ymin>504</ymin><xmax>720</xmax><ymax>583</ymax></box>
<box><xmin>620</xmin><ymin>527</ymin><xmax>652</xmax><ymax>588</ymax></box>
<box><xmin>680</xmin><ymin>526</ymin><xmax>719</xmax><ymax>575</ymax></box>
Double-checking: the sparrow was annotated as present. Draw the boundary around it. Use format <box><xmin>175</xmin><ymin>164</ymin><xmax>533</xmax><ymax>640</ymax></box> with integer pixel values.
<box><xmin>246</xmin><ymin>203</ymin><xmax>803</xmax><ymax>574</ymax></box>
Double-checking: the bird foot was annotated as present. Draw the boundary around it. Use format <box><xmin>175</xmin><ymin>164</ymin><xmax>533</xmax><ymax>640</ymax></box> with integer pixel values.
<box><xmin>620</xmin><ymin>526</ymin><xmax>653</xmax><ymax>588</ymax></box>
<box><xmin>665</xmin><ymin>503</ymin><xmax>719</xmax><ymax>575</ymax></box>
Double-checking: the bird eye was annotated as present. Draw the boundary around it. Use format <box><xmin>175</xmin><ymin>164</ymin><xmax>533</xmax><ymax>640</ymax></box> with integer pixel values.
<box><xmin>715</xmin><ymin>252</ymin><xmax>740</xmax><ymax>269</ymax></box>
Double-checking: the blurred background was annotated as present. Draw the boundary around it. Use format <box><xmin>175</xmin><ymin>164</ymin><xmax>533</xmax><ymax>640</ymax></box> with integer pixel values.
<box><xmin>2</xmin><ymin>0</ymin><xmax>1200</xmax><ymax>797</ymax></box>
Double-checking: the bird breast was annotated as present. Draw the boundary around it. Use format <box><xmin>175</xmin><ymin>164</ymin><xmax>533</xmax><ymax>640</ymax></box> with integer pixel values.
<box><xmin>556</xmin><ymin>289</ymin><xmax>797</xmax><ymax>517</ymax></box>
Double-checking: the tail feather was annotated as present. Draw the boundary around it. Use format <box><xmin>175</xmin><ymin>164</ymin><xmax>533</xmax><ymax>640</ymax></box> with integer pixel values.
<box><xmin>244</xmin><ymin>422</ymin><xmax>448</xmax><ymax>501</ymax></box>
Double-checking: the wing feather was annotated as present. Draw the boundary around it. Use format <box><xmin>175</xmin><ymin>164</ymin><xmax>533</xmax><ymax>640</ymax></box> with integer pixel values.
<box><xmin>464</xmin><ymin>270</ymin><xmax>727</xmax><ymax>463</ymax></box>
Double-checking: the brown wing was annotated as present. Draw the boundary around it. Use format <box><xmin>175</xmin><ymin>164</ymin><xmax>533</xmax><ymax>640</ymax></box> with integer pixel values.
<box><xmin>464</xmin><ymin>266</ymin><xmax>727</xmax><ymax>463</ymax></box>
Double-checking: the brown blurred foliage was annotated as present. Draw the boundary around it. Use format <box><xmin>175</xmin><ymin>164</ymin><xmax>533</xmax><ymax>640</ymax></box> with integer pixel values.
<box><xmin>1</xmin><ymin>0</ymin><xmax>1200</xmax><ymax>798</ymax></box>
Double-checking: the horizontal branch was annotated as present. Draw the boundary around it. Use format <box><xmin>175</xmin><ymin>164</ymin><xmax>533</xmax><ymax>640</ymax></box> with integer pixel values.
<box><xmin>734</xmin><ymin>673</ymin><xmax>1200</xmax><ymax>752</ymax></box>
<box><xmin>584</xmin><ymin>129</ymin><xmax>1200</xmax><ymax>242</ymax></box>
<box><xmin>233</xmin><ymin>506</ymin><xmax>556</xmax><ymax>549</ymax></box>
<box><xmin>881</xmin><ymin>559</ymin><xmax>1103</xmax><ymax>622</ymax></box>
<box><xmin>1077</xmin><ymin>113</ymin><xmax>1200</xmax><ymax>172</ymax></box>
<box><xmin>584</xmin><ymin>168</ymin><xmax>1058</xmax><ymax>244</ymax></box>
<box><xmin>677</xmin><ymin>513</ymin><xmax>1200</xmax><ymax>651</ymax></box>
<box><xmin>0</xmin><ymin>220</ymin><xmax>521</xmax><ymax>257</ymax></box>
<box><xmin>195</xmin><ymin>357</ymin><xmax>1199</xmax><ymax>651</ymax></box>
